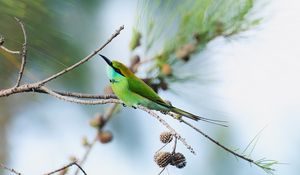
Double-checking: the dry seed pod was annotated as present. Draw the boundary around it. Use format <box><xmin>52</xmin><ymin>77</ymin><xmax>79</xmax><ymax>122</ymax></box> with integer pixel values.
<box><xmin>89</xmin><ymin>114</ymin><xmax>104</xmax><ymax>128</ymax></box>
<box><xmin>176</xmin><ymin>48</ymin><xmax>189</xmax><ymax>61</ymax></box>
<box><xmin>81</xmin><ymin>136</ymin><xmax>90</xmax><ymax>147</ymax></box>
<box><xmin>154</xmin><ymin>151</ymin><xmax>172</xmax><ymax>168</ymax></box>
<box><xmin>98</xmin><ymin>130</ymin><xmax>113</xmax><ymax>144</ymax></box>
<box><xmin>69</xmin><ymin>156</ymin><xmax>77</xmax><ymax>162</ymax></box>
<box><xmin>171</xmin><ymin>152</ymin><xmax>186</xmax><ymax>169</ymax></box>
<box><xmin>161</xmin><ymin>64</ymin><xmax>172</xmax><ymax>76</ymax></box>
<box><xmin>184</xmin><ymin>43</ymin><xmax>196</xmax><ymax>53</ymax></box>
<box><xmin>160</xmin><ymin>131</ymin><xmax>173</xmax><ymax>143</ymax></box>
<box><xmin>176</xmin><ymin>43</ymin><xmax>197</xmax><ymax>62</ymax></box>
<box><xmin>131</xmin><ymin>55</ymin><xmax>140</xmax><ymax>65</ymax></box>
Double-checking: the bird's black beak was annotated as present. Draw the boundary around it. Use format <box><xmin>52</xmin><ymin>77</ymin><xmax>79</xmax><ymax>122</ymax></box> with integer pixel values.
<box><xmin>99</xmin><ymin>54</ymin><xmax>113</xmax><ymax>67</ymax></box>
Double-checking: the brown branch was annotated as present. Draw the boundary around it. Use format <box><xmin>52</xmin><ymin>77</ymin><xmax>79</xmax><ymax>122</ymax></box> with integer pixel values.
<box><xmin>14</xmin><ymin>18</ymin><xmax>27</xmax><ymax>88</ymax></box>
<box><xmin>43</xmin><ymin>161</ymin><xmax>87</xmax><ymax>175</ymax></box>
<box><xmin>0</xmin><ymin>25</ymin><xmax>124</xmax><ymax>98</ymax></box>
<box><xmin>0</xmin><ymin>163</ymin><xmax>21</xmax><ymax>175</ymax></box>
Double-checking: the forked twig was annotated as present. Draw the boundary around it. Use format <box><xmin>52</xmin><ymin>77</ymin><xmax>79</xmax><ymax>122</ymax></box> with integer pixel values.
<box><xmin>14</xmin><ymin>17</ymin><xmax>27</xmax><ymax>87</ymax></box>
<box><xmin>44</xmin><ymin>161</ymin><xmax>87</xmax><ymax>175</ymax></box>
<box><xmin>74</xmin><ymin>104</ymin><xmax>119</xmax><ymax>175</ymax></box>
<box><xmin>38</xmin><ymin>25</ymin><xmax>124</xmax><ymax>86</ymax></box>
<box><xmin>0</xmin><ymin>25</ymin><xmax>124</xmax><ymax>98</ymax></box>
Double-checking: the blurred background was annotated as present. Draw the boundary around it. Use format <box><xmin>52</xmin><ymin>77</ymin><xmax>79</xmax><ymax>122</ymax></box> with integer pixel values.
<box><xmin>0</xmin><ymin>0</ymin><xmax>299</xmax><ymax>175</ymax></box>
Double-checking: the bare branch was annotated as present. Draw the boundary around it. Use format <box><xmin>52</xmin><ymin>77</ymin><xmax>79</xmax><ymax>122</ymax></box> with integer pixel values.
<box><xmin>43</xmin><ymin>161</ymin><xmax>87</xmax><ymax>175</ymax></box>
<box><xmin>0</xmin><ymin>163</ymin><xmax>21</xmax><ymax>175</ymax></box>
<box><xmin>0</xmin><ymin>45</ymin><xmax>20</xmax><ymax>54</ymax></box>
<box><xmin>38</xmin><ymin>25</ymin><xmax>124</xmax><ymax>86</ymax></box>
<box><xmin>40</xmin><ymin>86</ymin><xmax>121</xmax><ymax>105</ymax></box>
<box><xmin>14</xmin><ymin>17</ymin><xmax>28</xmax><ymax>87</ymax></box>
<box><xmin>0</xmin><ymin>25</ymin><xmax>124</xmax><ymax>98</ymax></box>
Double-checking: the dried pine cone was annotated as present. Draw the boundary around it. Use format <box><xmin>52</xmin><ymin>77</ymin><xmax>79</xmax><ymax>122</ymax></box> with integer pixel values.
<box><xmin>171</xmin><ymin>152</ymin><xmax>186</xmax><ymax>169</ymax></box>
<box><xmin>160</xmin><ymin>131</ymin><xmax>173</xmax><ymax>143</ymax></box>
<box><xmin>154</xmin><ymin>151</ymin><xmax>172</xmax><ymax>168</ymax></box>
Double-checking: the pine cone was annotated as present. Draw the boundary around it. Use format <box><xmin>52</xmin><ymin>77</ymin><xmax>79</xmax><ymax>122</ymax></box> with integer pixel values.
<box><xmin>171</xmin><ymin>152</ymin><xmax>186</xmax><ymax>169</ymax></box>
<box><xmin>154</xmin><ymin>152</ymin><xmax>172</xmax><ymax>168</ymax></box>
<box><xmin>160</xmin><ymin>131</ymin><xmax>173</xmax><ymax>143</ymax></box>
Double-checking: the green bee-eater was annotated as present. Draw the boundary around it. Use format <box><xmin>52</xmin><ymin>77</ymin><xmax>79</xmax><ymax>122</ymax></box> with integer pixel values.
<box><xmin>100</xmin><ymin>54</ymin><xmax>226</xmax><ymax>126</ymax></box>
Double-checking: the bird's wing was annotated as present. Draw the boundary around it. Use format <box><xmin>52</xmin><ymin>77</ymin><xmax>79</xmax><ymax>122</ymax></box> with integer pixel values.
<box><xmin>127</xmin><ymin>76</ymin><xmax>168</xmax><ymax>107</ymax></box>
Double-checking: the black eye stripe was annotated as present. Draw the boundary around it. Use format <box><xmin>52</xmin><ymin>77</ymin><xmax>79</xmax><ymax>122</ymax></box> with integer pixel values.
<box><xmin>114</xmin><ymin>68</ymin><xmax>125</xmax><ymax>77</ymax></box>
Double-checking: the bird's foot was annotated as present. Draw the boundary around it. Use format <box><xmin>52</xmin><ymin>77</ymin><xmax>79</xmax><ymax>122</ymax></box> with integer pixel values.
<box><xmin>132</xmin><ymin>106</ymin><xmax>137</xmax><ymax>109</ymax></box>
<box><xmin>122</xmin><ymin>103</ymin><xmax>127</xmax><ymax>107</ymax></box>
<box><xmin>160</xmin><ymin>111</ymin><xmax>168</xmax><ymax>115</ymax></box>
<box><xmin>175</xmin><ymin>114</ymin><xmax>183</xmax><ymax>121</ymax></box>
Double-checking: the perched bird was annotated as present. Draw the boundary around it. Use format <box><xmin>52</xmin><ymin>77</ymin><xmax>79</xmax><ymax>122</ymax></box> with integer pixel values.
<box><xmin>99</xmin><ymin>54</ymin><xmax>226</xmax><ymax>126</ymax></box>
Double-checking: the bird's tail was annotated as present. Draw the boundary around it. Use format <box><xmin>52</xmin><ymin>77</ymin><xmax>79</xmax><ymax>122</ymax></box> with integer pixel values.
<box><xmin>170</xmin><ymin>107</ymin><xmax>228</xmax><ymax>127</ymax></box>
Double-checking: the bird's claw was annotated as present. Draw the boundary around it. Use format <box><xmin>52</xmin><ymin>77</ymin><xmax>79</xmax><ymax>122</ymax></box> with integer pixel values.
<box><xmin>122</xmin><ymin>103</ymin><xmax>127</xmax><ymax>107</ymax></box>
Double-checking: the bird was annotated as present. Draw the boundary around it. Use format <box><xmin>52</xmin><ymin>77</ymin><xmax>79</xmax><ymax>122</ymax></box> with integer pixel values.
<box><xmin>99</xmin><ymin>54</ymin><xmax>226</xmax><ymax>126</ymax></box>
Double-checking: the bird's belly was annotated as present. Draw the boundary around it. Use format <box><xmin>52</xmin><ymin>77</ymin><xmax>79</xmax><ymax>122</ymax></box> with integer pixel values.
<box><xmin>111</xmin><ymin>84</ymin><xmax>141</xmax><ymax>106</ymax></box>
<box><xmin>111</xmin><ymin>83</ymin><xmax>169</xmax><ymax>111</ymax></box>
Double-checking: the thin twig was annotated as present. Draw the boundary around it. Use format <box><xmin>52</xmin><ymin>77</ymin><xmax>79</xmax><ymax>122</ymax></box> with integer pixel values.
<box><xmin>0</xmin><ymin>163</ymin><xmax>21</xmax><ymax>175</ymax></box>
<box><xmin>158</xmin><ymin>167</ymin><xmax>166</xmax><ymax>175</ymax></box>
<box><xmin>0</xmin><ymin>45</ymin><xmax>20</xmax><ymax>54</ymax></box>
<box><xmin>74</xmin><ymin>136</ymin><xmax>97</xmax><ymax>175</ymax></box>
<box><xmin>14</xmin><ymin>17</ymin><xmax>27</xmax><ymax>87</ymax></box>
<box><xmin>38</xmin><ymin>25</ymin><xmax>124</xmax><ymax>86</ymax></box>
<box><xmin>0</xmin><ymin>34</ymin><xmax>20</xmax><ymax>54</ymax></box>
<box><xmin>172</xmin><ymin>137</ymin><xmax>177</xmax><ymax>154</ymax></box>
<box><xmin>138</xmin><ymin>105</ymin><xmax>196</xmax><ymax>155</ymax></box>
<box><xmin>74</xmin><ymin>104</ymin><xmax>119</xmax><ymax>175</ymax></box>
<box><xmin>44</xmin><ymin>161</ymin><xmax>87</xmax><ymax>175</ymax></box>
<box><xmin>168</xmin><ymin>113</ymin><xmax>255</xmax><ymax>164</ymax></box>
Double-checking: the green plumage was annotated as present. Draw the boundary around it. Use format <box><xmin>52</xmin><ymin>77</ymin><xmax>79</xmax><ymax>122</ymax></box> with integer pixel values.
<box><xmin>100</xmin><ymin>54</ymin><xmax>226</xmax><ymax>126</ymax></box>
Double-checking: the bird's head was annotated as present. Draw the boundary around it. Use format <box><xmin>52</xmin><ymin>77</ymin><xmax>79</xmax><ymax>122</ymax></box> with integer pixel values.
<box><xmin>99</xmin><ymin>54</ymin><xmax>133</xmax><ymax>78</ymax></box>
